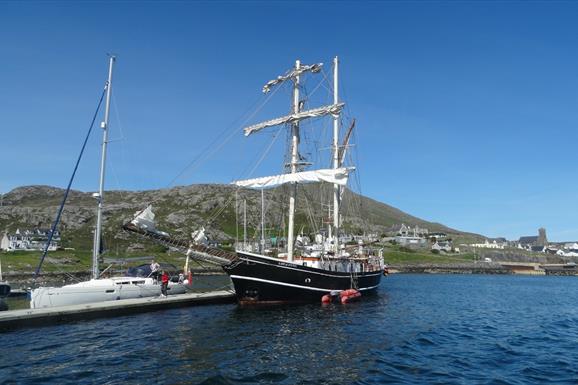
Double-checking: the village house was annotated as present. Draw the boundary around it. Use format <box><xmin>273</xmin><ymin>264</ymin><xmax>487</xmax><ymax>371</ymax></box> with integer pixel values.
<box><xmin>432</xmin><ymin>241</ymin><xmax>452</xmax><ymax>253</ymax></box>
<box><xmin>385</xmin><ymin>223</ymin><xmax>429</xmax><ymax>246</ymax></box>
<box><xmin>395</xmin><ymin>235</ymin><xmax>427</xmax><ymax>247</ymax></box>
<box><xmin>428</xmin><ymin>232</ymin><xmax>448</xmax><ymax>242</ymax></box>
<box><xmin>0</xmin><ymin>228</ymin><xmax>61</xmax><ymax>252</ymax></box>
<box><xmin>471</xmin><ymin>238</ymin><xmax>507</xmax><ymax>249</ymax></box>
<box><xmin>555</xmin><ymin>243</ymin><xmax>578</xmax><ymax>257</ymax></box>
<box><xmin>387</xmin><ymin>223</ymin><xmax>429</xmax><ymax>238</ymax></box>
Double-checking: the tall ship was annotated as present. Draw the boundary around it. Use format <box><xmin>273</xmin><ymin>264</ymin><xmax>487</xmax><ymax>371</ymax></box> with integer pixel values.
<box><xmin>124</xmin><ymin>57</ymin><xmax>385</xmax><ymax>304</ymax></box>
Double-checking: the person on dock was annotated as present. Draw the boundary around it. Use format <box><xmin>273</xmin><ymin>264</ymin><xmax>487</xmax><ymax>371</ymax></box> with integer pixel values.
<box><xmin>150</xmin><ymin>259</ymin><xmax>160</xmax><ymax>283</ymax></box>
<box><xmin>160</xmin><ymin>270</ymin><xmax>169</xmax><ymax>297</ymax></box>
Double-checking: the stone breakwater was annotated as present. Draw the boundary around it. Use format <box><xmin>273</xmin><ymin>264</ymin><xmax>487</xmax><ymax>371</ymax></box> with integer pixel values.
<box><xmin>390</xmin><ymin>263</ymin><xmax>511</xmax><ymax>275</ymax></box>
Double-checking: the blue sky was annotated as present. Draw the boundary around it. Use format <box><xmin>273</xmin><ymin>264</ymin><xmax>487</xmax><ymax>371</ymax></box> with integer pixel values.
<box><xmin>1</xmin><ymin>1</ymin><xmax>577</xmax><ymax>241</ymax></box>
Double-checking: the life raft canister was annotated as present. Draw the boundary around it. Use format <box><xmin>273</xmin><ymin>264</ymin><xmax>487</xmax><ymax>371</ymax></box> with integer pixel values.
<box><xmin>341</xmin><ymin>289</ymin><xmax>361</xmax><ymax>304</ymax></box>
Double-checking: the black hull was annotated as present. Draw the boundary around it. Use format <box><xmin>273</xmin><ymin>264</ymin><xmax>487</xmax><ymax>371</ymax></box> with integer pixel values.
<box><xmin>222</xmin><ymin>251</ymin><xmax>382</xmax><ymax>304</ymax></box>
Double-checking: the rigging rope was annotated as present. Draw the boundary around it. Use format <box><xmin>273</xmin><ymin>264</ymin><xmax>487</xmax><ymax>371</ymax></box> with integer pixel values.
<box><xmin>166</xmin><ymin>80</ymin><xmax>286</xmax><ymax>189</ymax></box>
<box><xmin>33</xmin><ymin>88</ymin><xmax>107</xmax><ymax>281</ymax></box>
<box><xmin>126</xmin><ymin>81</ymin><xmax>288</xmax><ymax>254</ymax></box>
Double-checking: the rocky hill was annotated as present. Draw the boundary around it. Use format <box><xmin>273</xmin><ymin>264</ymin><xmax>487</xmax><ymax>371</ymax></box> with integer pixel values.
<box><xmin>0</xmin><ymin>184</ymin><xmax>483</xmax><ymax>252</ymax></box>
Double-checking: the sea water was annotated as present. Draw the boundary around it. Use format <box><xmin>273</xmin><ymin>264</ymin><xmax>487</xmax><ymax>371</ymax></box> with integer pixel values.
<box><xmin>1</xmin><ymin>274</ymin><xmax>578</xmax><ymax>384</ymax></box>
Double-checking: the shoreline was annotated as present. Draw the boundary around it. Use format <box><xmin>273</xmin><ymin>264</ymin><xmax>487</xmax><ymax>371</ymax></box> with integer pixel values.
<box><xmin>389</xmin><ymin>263</ymin><xmax>512</xmax><ymax>275</ymax></box>
<box><xmin>6</xmin><ymin>261</ymin><xmax>572</xmax><ymax>287</ymax></box>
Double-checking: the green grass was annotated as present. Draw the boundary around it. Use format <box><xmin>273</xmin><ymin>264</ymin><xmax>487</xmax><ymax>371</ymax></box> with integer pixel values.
<box><xmin>0</xmin><ymin>250</ymin><xmax>92</xmax><ymax>273</ymax></box>
<box><xmin>0</xmin><ymin>249</ymin><xmax>203</xmax><ymax>274</ymax></box>
<box><xmin>382</xmin><ymin>244</ymin><xmax>475</xmax><ymax>264</ymax></box>
<box><xmin>384</xmin><ymin>251</ymin><xmax>475</xmax><ymax>264</ymax></box>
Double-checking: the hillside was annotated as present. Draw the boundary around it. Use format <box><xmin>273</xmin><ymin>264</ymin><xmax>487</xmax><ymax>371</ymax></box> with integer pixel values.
<box><xmin>0</xmin><ymin>184</ymin><xmax>484</xmax><ymax>254</ymax></box>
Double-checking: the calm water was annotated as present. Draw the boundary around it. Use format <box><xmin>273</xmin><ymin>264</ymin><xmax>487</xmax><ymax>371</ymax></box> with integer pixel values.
<box><xmin>2</xmin><ymin>274</ymin><xmax>578</xmax><ymax>384</ymax></box>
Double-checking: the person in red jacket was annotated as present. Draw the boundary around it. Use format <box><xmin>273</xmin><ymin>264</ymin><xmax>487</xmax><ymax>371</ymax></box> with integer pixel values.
<box><xmin>160</xmin><ymin>270</ymin><xmax>169</xmax><ymax>297</ymax></box>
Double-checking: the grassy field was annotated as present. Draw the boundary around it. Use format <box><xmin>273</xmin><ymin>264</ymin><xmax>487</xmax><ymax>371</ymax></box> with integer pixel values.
<box><xmin>0</xmin><ymin>249</ymin><xmax>197</xmax><ymax>274</ymax></box>
<box><xmin>382</xmin><ymin>244</ymin><xmax>475</xmax><ymax>264</ymax></box>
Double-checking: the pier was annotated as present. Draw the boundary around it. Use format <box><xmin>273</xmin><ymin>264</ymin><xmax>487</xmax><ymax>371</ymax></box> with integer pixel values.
<box><xmin>0</xmin><ymin>290</ymin><xmax>235</xmax><ymax>331</ymax></box>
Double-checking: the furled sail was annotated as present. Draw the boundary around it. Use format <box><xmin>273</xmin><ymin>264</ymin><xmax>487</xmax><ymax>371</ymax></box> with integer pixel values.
<box><xmin>131</xmin><ymin>205</ymin><xmax>156</xmax><ymax>231</ymax></box>
<box><xmin>232</xmin><ymin>167</ymin><xmax>354</xmax><ymax>189</ymax></box>
<box><xmin>244</xmin><ymin>103</ymin><xmax>345</xmax><ymax>136</ymax></box>
<box><xmin>263</xmin><ymin>63</ymin><xmax>323</xmax><ymax>93</ymax></box>
<box><xmin>130</xmin><ymin>205</ymin><xmax>169</xmax><ymax>237</ymax></box>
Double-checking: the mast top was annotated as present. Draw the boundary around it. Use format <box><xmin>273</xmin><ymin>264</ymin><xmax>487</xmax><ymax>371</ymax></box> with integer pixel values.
<box><xmin>262</xmin><ymin>61</ymin><xmax>323</xmax><ymax>94</ymax></box>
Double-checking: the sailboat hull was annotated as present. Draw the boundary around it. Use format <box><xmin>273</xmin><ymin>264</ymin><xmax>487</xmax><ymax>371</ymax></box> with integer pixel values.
<box><xmin>223</xmin><ymin>251</ymin><xmax>382</xmax><ymax>304</ymax></box>
<box><xmin>30</xmin><ymin>277</ymin><xmax>187</xmax><ymax>309</ymax></box>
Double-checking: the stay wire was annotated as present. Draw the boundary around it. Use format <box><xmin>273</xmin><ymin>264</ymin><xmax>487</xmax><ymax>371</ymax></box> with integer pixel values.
<box><xmin>166</xmin><ymin>80</ymin><xmax>285</xmax><ymax>189</ymax></box>
<box><xmin>34</xmin><ymin>87</ymin><xmax>107</xmax><ymax>281</ymax></box>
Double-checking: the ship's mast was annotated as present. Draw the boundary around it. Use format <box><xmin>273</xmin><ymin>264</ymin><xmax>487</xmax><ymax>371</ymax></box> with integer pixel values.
<box><xmin>92</xmin><ymin>55</ymin><xmax>115</xmax><ymax>280</ymax></box>
<box><xmin>332</xmin><ymin>56</ymin><xmax>340</xmax><ymax>254</ymax></box>
<box><xmin>287</xmin><ymin>59</ymin><xmax>301</xmax><ymax>262</ymax></box>
<box><xmin>243</xmin><ymin>199</ymin><xmax>247</xmax><ymax>249</ymax></box>
<box><xmin>237</xmin><ymin>59</ymin><xmax>347</xmax><ymax>260</ymax></box>
<box><xmin>261</xmin><ymin>188</ymin><xmax>265</xmax><ymax>253</ymax></box>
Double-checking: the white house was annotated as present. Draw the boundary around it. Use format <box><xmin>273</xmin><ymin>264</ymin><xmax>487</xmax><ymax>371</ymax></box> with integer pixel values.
<box><xmin>432</xmin><ymin>241</ymin><xmax>452</xmax><ymax>253</ymax></box>
<box><xmin>395</xmin><ymin>235</ymin><xmax>427</xmax><ymax>246</ymax></box>
<box><xmin>471</xmin><ymin>239</ymin><xmax>505</xmax><ymax>249</ymax></box>
<box><xmin>0</xmin><ymin>229</ymin><xmax>60</xmax><ymax>252</ymax></box>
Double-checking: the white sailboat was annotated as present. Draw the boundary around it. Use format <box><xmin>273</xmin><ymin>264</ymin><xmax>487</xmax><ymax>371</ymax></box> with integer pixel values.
<box><xmin>30</xmin><ymin>56</ymin><xmax>186</xmax><ymax>309</ymax></box>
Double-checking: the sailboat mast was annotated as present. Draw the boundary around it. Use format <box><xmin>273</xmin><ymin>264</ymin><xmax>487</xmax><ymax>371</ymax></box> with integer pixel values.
<box><xmin>332</xmin><ymin>56</ymin><xmax>340</xmax><ymax>253</ymax></box>
<box><xmin>92</xmin><ymin>55</ymin><xmax>115</xmax><ymax>280</ymax></box>
<box><xmin>287</xmin><ymin>59</ymin><xmax>300</xmax><ymax>262</ymax></box>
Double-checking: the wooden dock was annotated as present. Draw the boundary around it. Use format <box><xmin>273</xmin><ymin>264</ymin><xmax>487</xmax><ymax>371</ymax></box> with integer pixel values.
<box><xmin>0</xmin><ymin>290</ymin><xmax>236</xmax><ymax>331</ymax></box>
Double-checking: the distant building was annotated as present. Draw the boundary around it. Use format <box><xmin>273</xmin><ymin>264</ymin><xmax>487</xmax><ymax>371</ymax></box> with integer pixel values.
<box><xmin>0</xmin><ymin>228</ymin><xmax>60</xmax><ymax>252</ymax></box>
<box><xmin>429</xmin><ymin>232</ymin><xmax>448</xmax><ymax>242</ymax></box>
<box><xmin>556</xmin><ymin>243</ymin><xmax>578</xmax><ymax>257</ymax></box>
<box><xmin>537</xmin><ymin>228</ymin><xmax>548</xmax><ymax>247</ymax></box>
<box><xmin>395</xmin><ymin>235</ymin><xmax>427</xmax><ymax>246</ymax></box>
<box><xmin>518</xmin><ymin>228</ymin><xmax>548</xmax><ymax>251</ymax></box>
<box><xmin>352</xmin><ymin>233</ymin><xmax>379</xmax><ymax>243</ymax></box>
<box><xmin>387</xmin><ymin>224</ymin><xmax>429</xmax><ymax>238</ymax></box>
<box><xmin>432</xmin><ymin>241</ymin><xmax>452</xmax><ymax>253</ymax></box>
<box><xmin>471</xmin><ymin>239</ymin><xmax>506</xmax><ymax>249</ymax></box>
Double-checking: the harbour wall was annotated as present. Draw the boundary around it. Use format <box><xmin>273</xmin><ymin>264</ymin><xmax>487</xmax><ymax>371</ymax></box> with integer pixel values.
<box><xmin>390</xmin><ymin>263</ymin><xmax>511</xmax><ymax>275</ymax></box>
